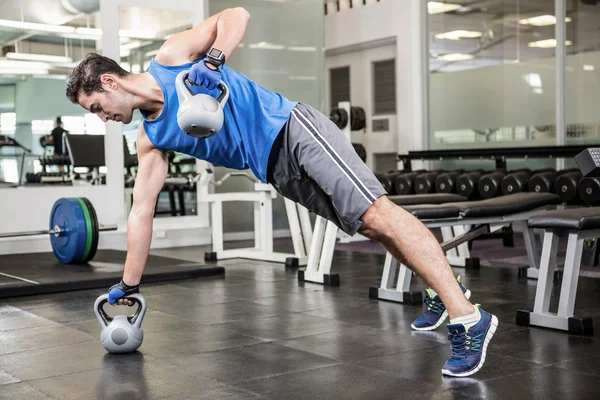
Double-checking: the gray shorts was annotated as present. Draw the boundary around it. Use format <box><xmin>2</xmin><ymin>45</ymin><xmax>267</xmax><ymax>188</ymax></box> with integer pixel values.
<box><xmin>267</xmin><ymin>103</ymin><xmax>387</xmax><ymax>235</ymax></box>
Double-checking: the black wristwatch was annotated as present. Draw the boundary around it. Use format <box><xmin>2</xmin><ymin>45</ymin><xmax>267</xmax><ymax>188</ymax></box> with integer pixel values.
<box><xmin>205</xmin><ymin>47</ymin><xmax>225</xmax><ymax>68</ymax></box>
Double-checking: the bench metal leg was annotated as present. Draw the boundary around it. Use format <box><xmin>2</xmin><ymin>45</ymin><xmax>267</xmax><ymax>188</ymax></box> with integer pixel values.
<box><xmin>298</xmin><ymin>217</ymin><xmax>340</xmax><ymax>286</ymax></box>
<box><xmin>520</xmin><ymin>225</ymin><xmax>541</xmax><ymax>280</ymax></box>
<box><xmin>369</xmin><ymin>253</ymin><xmax>422</xmax><ymax>305</ymax></box>
<box><xmin>517</xmin><ymin>230</ymin><xmax>594</xmax><ymax>335</ymax></box>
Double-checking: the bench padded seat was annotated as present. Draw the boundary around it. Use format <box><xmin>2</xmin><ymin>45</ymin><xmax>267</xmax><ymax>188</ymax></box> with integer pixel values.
<box><xmin>401</xmin><ymin>192</ymin><xmax>561</xmax><ymax>221</ymax></box>
<box><xmin>528</xmin><ymin>206</ymin><xmax>600</xmax><ymax>230</ymax></box>
<box><xmin>388</xmin><ymin>193</ymin><xmax>466</xmax><ymax>206</ymax></box>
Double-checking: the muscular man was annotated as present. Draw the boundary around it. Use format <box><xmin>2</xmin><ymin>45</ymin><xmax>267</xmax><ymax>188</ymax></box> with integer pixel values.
<box><xmin>65</xmin><ymin>7</ymin><xmax>497</xmax><ymax>377</ymax></box>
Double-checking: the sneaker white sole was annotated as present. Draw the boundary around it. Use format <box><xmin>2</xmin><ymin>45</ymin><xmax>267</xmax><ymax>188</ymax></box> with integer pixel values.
<box><xmin>411</xmin><ymin>289</ymin><xmax>472</xmax><ymax>331</ymax></box>
<box><xmin>441</xmin><ymin>314</ymin><xmax>499</xmax><ymax>377</ymax></box>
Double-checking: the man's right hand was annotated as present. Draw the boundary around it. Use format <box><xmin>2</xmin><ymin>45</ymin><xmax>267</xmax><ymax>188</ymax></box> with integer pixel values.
<box><xmin>108</xmin><ymin>280</ymin><xmax>140</xmax><ymax>306</ymax></box>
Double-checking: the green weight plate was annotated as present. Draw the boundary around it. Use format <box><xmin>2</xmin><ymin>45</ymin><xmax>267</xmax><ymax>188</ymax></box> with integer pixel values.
<box><xmin>76</xmin><ymin>198</ymin><xmax>93</xmax><ymax>263</ymax></box>
<box><xmin>49</xmin><ymin>198</ymin><xmax>87</xmax><ymax>264</ymax></box>
<box><xmin>81</xmin><ymin>197</ymin><xmax>99</xmax><ymax>262</ymax></box>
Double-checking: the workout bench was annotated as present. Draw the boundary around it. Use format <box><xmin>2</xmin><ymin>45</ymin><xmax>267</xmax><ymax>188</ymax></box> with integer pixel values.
<box><xmin>516</xmin><ymin>206</ymin><xmax>600</xmax><ymax>336</ymax></box>
<box><xmin>369</xmin><ymin>192</ymin><xmax>562</xmax><ymax>305</ymax></box>
<box><xmin>299</xmin><ymin>193</ymin><xmax>468</xmax><ymax>286</ymax></box>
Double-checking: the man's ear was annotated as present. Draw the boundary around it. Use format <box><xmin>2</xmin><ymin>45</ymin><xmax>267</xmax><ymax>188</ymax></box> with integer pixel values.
<box><xmin>100</xmin><ymin>74</ymin><xmax>117</xmax><ymax>90</ymax></box>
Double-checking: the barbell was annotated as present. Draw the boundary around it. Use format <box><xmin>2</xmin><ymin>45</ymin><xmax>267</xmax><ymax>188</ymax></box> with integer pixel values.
<box><xmin>0</xmin><ymin>197</ymin><xmax>117</xmax><ymax>264</ymax></box>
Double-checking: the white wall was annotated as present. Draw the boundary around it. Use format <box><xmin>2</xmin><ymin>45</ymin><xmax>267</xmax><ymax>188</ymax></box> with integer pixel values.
<box><xmin>324</xmin><ymin>0</ymin><xmax>427</xmax><ymax>170</ymax></box>
<box><xmin>326</xmin><ymin>44</ymin><xmax>398</xmax><ymax>172</ymax></box>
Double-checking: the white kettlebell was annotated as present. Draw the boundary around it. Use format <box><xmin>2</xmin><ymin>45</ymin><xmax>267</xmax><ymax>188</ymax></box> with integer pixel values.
<box><xmin>175</xmin><ymin>69</ymin><xmax>230</xmax><ymax>139</ymax></box>
<box><xmin>94</xmin><ymin>293</ymin><xmax>147</xmax><ymax>354</ymax></box>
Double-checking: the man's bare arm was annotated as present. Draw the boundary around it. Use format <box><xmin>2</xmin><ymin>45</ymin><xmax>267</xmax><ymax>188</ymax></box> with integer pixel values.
<box><xmin>156</xmin><ymin>7</ymin><xmax>250</xmax><ymax>65</ymax></box>
<box><xmin>122</xmin><ymin>125</ymin><xmax>169</xmax><ymax>286</ymax></box>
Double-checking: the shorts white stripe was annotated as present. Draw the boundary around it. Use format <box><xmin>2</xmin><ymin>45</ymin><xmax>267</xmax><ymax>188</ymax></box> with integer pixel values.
<box><xmin>291</xmin><ymin>109</ymin><xmax>377</xmax><ymax>202</ymax></box>
<box><xmin>290</xmin><ymin>110</ymin><xmax>373</xmax><ymax>204</ymax></box>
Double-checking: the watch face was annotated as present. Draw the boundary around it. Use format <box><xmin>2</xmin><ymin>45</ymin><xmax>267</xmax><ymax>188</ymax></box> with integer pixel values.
<box><xmin>209</xmin><ymin>48</ymin><xmax>222</xmax><ymax>58</ymax></box>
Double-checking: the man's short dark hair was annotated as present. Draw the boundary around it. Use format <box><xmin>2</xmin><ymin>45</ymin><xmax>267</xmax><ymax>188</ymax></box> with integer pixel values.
<box><xmin>66</xmin><ymin>53</ymin><xmax>130</xmax><ymax>103</ymax></box>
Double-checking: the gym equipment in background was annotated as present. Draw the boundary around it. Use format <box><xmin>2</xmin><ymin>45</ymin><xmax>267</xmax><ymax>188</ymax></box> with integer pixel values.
<box><xmin>456</xmin><ymin>170</ymin><xmax>486</xmax><ymax>199</ymax></box>
<box><xmin>175</xmin><ymin>70</ymin><xmax>229</xmax><ymax>138</ymax></box>
<box><xmin>199</xmin><ymin>169</ymin><xmax>312</xmax><ymax>268</ymax></box>
<box><xmin>0</xmin><ymin>197</ymin><xmax>117</xmax><ymax>264</ymax></box>
<box><xmin>95</xmin><ymin>293</ymin><xmax>147</xmax><ymax>353</ymax></box>
<box><xmin>555</xmin><ymin>170</ymin><xmax>583</xmax><ymax>204</ymax></box>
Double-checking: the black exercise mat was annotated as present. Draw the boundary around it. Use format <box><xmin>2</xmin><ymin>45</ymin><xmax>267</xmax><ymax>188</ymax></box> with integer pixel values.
<box><xmin>0</xmin><ymin>250</ymin><xmax>224</xmax><ymax>298</ymax></box>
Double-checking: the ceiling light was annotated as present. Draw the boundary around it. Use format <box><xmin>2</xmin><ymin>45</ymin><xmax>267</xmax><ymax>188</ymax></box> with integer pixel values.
<box><xmin>75</xmin><ymin>27</ymin><xmax>102</xmax><ymax>36</ymax></box>
<box><xmin>289</xmin><ymin>76</ymin><xmax>317</xmax><ymax>80</ymax></box>
<box><xmin>5</xmin><ymin>52</ymin><xmax>72</xmax><ymax>63</ymax></box>
<box><xmin>584</xmin><ymin>65</ymin><xmax>595</xmax><ymax>71</ymax></box>
<box><xmin>249</xmin><ymin>42</ymin><xmax>285</xmax><ymax>50</ymax></box>
<box><xmin>0</xmin><ymin>19</ymin><xmax>75</xmax><ymax>34</ymax></box>
<box><xmin>288</xmin><ymin>46</ymin><xmax>317</xmax><ymax>51</ymax></box>
<box><xmin>435</xmin><ymin>30</ymin><xmax>482</xmax><ymax>40</ymax></box>
<box><xmin>0</xmin><ymin>60</ymin><xmax>51</xmax><ymax>69</ymax></box>
<box><xmin>437</xmin><ymin>53</ymin><xmax>474</xmax><ymax>61</ymax></box>
<box><xmin>528</xmin><ymin>39</ymin><xmax>572</xmax><ymax>48</ymax></box>
<box><xmin>519</xmin><ymin>15</ymin><xmax>572</xmax><ymax>26</ymax></box>
<box><xmin>428</xmin><ymin>2</ymin><xmax>462</xmax><ymax>14</ymax></box>
<box><xmin>119</xmin><ymin>30</ymin><xmax>156</xmax><ymax>40</ymax></box>
<box><xmin>0</xmin><ymin>68</ymin><xmax>49</xmax><ymax>75</ymax></box>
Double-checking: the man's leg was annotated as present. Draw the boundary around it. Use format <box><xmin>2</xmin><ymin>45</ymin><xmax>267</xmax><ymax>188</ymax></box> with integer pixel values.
<box><xmin>358</xmin><ymin>196</ymin><xmax>475</xmax><ymax>320</ymax></box>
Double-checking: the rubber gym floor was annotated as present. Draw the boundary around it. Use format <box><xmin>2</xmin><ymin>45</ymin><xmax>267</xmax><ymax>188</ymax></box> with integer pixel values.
<box><xmin>2</xmin><ymin>241</ymin><xmax>600</xmax><ymax>400</ymax></box>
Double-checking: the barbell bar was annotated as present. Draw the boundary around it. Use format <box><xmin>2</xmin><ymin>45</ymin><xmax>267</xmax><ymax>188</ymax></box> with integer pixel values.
<box><xmin>0</xmin><ymin>197</ymin><xmax>117</xmax><ymax>264</ymax></box>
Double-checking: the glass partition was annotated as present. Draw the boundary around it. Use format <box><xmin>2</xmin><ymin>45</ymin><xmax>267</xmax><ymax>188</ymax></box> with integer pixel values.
<box><xmin>428</xmin><ymin>0</ymin><xmax>558</xmax><ymax>152</ymax></box>
<box><xmin>564</xmin><ymin>0</ymin><xmax>600</xmax><ymax>146</ymax></box>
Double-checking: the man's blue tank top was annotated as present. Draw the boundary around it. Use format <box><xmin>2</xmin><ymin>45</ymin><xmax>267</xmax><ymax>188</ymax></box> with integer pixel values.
<box><xmin>140</xmin><ymin>59</ymin><xmax>297</xmax><ymax>182</ymax></box>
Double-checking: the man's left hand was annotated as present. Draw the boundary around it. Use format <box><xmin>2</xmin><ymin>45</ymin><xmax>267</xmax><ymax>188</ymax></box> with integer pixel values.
<box><xmin>188</xmin><ymin>59</ymin><xmax>222</xmax><ymax>90</ymax></box>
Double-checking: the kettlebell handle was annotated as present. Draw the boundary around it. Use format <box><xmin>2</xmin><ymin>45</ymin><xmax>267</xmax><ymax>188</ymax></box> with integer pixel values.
<box><xmin>175</xmin><ymin>70</ymin><xmax>229</xmax><ymax>106</ymax></box>
<box><xmin>94</xmin><ymin>293</ymin><xmax>147</xmax><ymax>329</ymax></box>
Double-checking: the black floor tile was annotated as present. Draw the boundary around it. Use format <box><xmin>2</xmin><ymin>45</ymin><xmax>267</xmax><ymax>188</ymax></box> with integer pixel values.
<box><xmin>27</xmin><ymin>355</ymin><xmax>225</xmax><ymax>400</ymax></box>
<box><xmin>302</xmin><ymin>297</ymin><xmax>441</xmax><ymax>338</ymax></box>
<box><xmin>0</xmin><ymin>382</ymin><xmax>52</xmax><ymax>400</ymax></box>
<box><xmin>0</xmin><ymin>324</ymin><xmax>93</xmax><ymax>355</ymax></box>
<box><xmin>165</xmin><ymin>342</ymin><xmax>338</xmax><ymax>383</ymax></box>
<box><xmin>64</xmin><ymin>310</ymin><xmax>205</xmax><ymax>337</ymax></box>
<box><xmin>250</xmin><ymin>290</ymin><xmax>352</xmax><ymax>313</ymax></box>
<box><xmin>488</xmin><ymin>327</ymin><xmax>600</xmax><ymax>365</ymax></box>
<box><xmin>0</xmin><ymin>341</ymin><xmax>134</xmax><ymax>381</ymax></box>
<box><xmin>237</xmin><ymin>363</ymin><xmax>440</xmax><ymax>400</ymax></box>
<box><xmin>134</xmin><ymin>324</ymin><xmax>265</xmax><ymax>359</ymax></box>
<box><xmin>275</xmin><ymin>324</ymin><xmax>436</xmax><ymax>362</ymax></box>
<box><xmin>158</xmin><ymin>384</ymin><xmax>271</xmax><ymax>400</ymax></box>
<box><xmin>214</xmin><ymin>312</ymin><xmax>354</xmax><ymax>341</ymax></box>
<box><xmin>195</xmin><ymin>279</ymin><xmax>319</xmax><ymax>301</ymax></box>
<box><xmin>554</xmin><ymin>354</ymin><xmax>600</xmax><ymax>377</ymax></box>
<box><xmin>433</xmin><ymin>366</ymin><xmax>600</xmax><ymax>400</ymax></box>
<box><xmin>353</xmin><ymin>346</ymin><xmax>544</xmax><ymax>390</ymax></box>
<box><xmin>0</xmin><ymin>306</ymin><xmax>56</xmax><ymax>332</ymax></box>
<box><xmin>0</xmin><ymin>370</ymin><xmax>20</xmax><ymax>385</ymax></box>
<box><xmin>151</xmin><ymin>300</ymin><xmax>284</xmax><ymax>325</ymax></box>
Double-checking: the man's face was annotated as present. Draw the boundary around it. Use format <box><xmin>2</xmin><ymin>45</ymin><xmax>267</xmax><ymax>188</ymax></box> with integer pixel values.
<box><xmin>77</xmin><ymin>75</ymin><xmax>134</xmax><ymax>124</ymax></box>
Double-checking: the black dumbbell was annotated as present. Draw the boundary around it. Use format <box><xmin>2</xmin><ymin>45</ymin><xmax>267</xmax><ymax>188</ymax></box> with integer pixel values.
<box><xmin>415</xmin><ymin>171</ymin><xmax>443</xmax><ymax>194</ymax></box>
<box><xmin>501</xmin><ymin>169</ymin><xmax>538</xmax><ymax>195</ymax></box>
<box><xmin>578</xmin><ymin>177</ymin><xmax>600</xmax><ymax>206</ymax></box>
<box><xmin>352</xmin><ymin>143</ymin><xmax>367</xmax><ymax>163</ymax></box>
<box><xmin>478</xmin><ymin>171</ymin><xmax>506</xmax><ymax>199</ymax></box>
<box><xmin>555</xmin><ymin>170</ymin><xmax>583</xmax><ymax>204</ymax></box>
<box><xmin>435</xmin><ymin>170</ymin><xmax>465</xmax><ymax>194</ymax></box>
<box><xmin>529</xmin><ymin>170</ymin><xmax>558</xmax><ymax>193</ymax></box>
<box><xmin>394</xmin><ymin>171</ymin><xmax>423</xmax><ymax>195</ymax></box>
<box><xmin>376</xmin><ymin>173</ymin><xmax>395</xmax><ymax>195</ymax></box>
<box><xmin>456</xmin><ymin>170</ymin><xmax>486</xmax><ymax>199</ymax></box>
